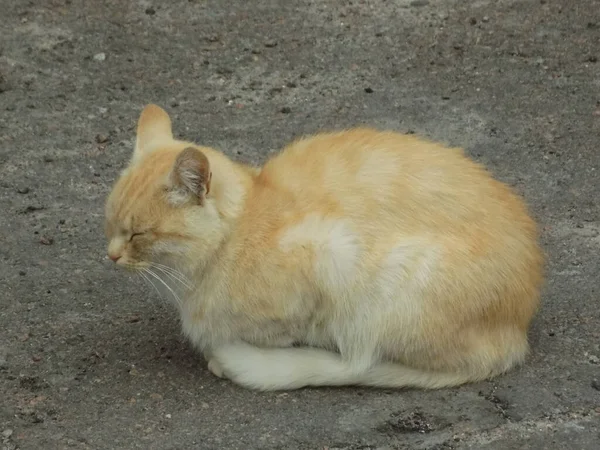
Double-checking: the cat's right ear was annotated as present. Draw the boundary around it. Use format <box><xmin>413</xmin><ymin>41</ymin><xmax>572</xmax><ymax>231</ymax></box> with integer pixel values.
<box><xmin>133</xmin><ymin>104</ymin><xmax>173</xmax><ymax>159</ymax></box>
<box><xmin>168</xmin><ymin>147</ymin><xmax>212</xmax><ymax>206</ymax></box>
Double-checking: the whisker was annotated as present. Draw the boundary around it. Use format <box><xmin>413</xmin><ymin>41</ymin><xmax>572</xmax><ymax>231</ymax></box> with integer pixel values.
<box><xmin>151</xmin><ymin>262</ymin><xmax>192</xmax><ymax>284</ymax></box>
<box><xmin>150</xmin><ymin>263</ymin><xmax>192</xmax><ymax>289</ymax></box>
<box><xmin>138</xmin><ymin>271</ymin><xmax>163</xmax><ymax>302</ymax></box>
<box><xmin>143</xmin><ymin>268</ymin><xmax>183</xmax><ymax>309</ymax></box>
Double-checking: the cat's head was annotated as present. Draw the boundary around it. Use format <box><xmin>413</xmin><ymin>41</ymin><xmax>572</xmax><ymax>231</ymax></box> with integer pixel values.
<box><xmin>104</xmin><ymin>104</ymin><xmax>222</xmax><ymax>271</ymax></box>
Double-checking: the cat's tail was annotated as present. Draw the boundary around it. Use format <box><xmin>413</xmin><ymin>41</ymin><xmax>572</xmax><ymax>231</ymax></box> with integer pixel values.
<box><xmin>209</xmin><ymin>343</ymin><xmax>492</xmax><ymax>391</ymax></box>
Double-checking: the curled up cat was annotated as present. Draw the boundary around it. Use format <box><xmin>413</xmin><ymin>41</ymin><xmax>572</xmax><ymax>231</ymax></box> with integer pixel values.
<box><xmin>104</xmin><ymin>104</ymin><xmax>544</xmax><ymax>391</ymax></box>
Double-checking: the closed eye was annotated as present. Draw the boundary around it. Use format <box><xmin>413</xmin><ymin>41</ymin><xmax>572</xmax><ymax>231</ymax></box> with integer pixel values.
<box><xmin>129</xmin><ymin>232</ymin><xmax>145</xmax><ymax>241</ymax></box>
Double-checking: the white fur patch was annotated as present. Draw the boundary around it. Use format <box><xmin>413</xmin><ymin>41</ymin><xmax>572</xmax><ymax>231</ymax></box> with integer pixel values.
<box><xmin>376</xmin><ymin>240</ymin><xmax>438</xmax><ymax>313</ymax></box>
<box><xmin>280</xmin><ymin>215</ymin><xmax>360</xmax><ymax>294</ymax></box>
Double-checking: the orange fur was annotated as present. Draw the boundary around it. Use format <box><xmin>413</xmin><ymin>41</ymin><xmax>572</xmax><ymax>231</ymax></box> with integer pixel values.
<box><xmin>104</xmin><ymin>104</ymin><xmax>544</xmax><ymax>391</ymax></box>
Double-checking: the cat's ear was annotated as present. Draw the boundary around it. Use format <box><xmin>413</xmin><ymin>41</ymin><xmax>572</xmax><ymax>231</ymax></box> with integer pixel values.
<box><xmin>134</xmin><ymin>104</ymin><xmax>173</xmax><ymax>157</ymax></box>
<box><xmin>170</xmin><ymin>147</ymin><xmax>212</xmax><ymax>205</ymax></box>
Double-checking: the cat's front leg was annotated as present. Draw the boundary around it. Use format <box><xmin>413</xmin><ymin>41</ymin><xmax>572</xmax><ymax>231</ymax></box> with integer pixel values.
<box><xmin>208</xmin><ymin>341</ymin><xmax>358</xmax><ymax>390</ymax></box>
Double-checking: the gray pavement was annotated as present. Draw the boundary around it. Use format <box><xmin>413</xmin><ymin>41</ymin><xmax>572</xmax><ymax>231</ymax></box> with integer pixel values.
<box><xmin>0</xmin><ymin>0</ymin><xmax>599</xmax><ymax>449</ymax></box>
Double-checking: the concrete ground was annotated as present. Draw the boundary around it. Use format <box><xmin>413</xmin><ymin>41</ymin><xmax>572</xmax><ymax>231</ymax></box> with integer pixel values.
<box><xmin>1</xmin><ymin>0</ymin><xmax>599</xmax><ymax>448</ymax></box>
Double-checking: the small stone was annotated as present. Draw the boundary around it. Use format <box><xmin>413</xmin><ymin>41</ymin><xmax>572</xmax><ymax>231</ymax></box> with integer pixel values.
<box><xmin>364</xmin><ymin>87</ymin><xmax>374</xmax><ymax>93</ymax></box>
<box><xmin>32</xmin><ymin>355</ymin><xmax>42</xmax><ymax>362</ymax></box>
<box><xmin>19</xmin><ymin>270</ymin><xmax>26</xmax><ymax>276</ymax></box>
<box><xmin>17</xmin><ymin>186</ymin><xmax>30</xmax><ymax>194</ymax></box>
<box><xmin>280</xmin><ymin>106</ymin><xmax>291</xmax><ymax>114</ymax></box>
<box><xmin>165</xmin><ymin>413</ymin><xmax>172</xmax><ymax>419</ymax></box>
<box><xmin>2</xmin><ymin>429</ymin><xmax>13</xmax><ymax>438</ymax></box>
<box><xmin>150</xmin><ymin>393</ymin><xmax>163</xmax><ymax>400</ymax></box>
<box><xmin>43</xmin><ymin>155</ymin><xmax>54</xmax><ymax>162</ymax></box>
<box><xmin>145</xmin><ymin>7</ymin><xmax>156</xmax><ymax>15</ymax></box>
<box><xmin>39</xmin><ymin>236</ymin><xmax>53</xmax><ymax>245</ymax></box>
<box><xmin>93</xmin><ymin>52</ymin><xmax>106</xmax><ymax>62</ymax></box>
<box><xmin>592</xmin><ymin>379</ymin><xmax>600</xmax><ymax>391</ymax></box>
<box><xmin>95</xmin><ymin>134</ymin><xmax>109</xmax><ymax>144</ymax></box>
<box><xmin>469</xmin><ymin>17</ymin><xmax>477</xmax><ymax>25</ymax></box>
<box><xmin>482</xmin><ymin>16</ymin><xmax>490</xmax><ymax>22</ymax></box>
<box><xmin>588</xmin><ymin>56</ymin><xmax>598</xmax><ymax>63</ymax></box>
<box><xmin>506</xmin><ymin>410</ymin><xmax>523</xmax><ymax>422</ymax></box>
<box><xmin>264</xmin><ymin>39</ymin><xmax>278</xmax><ymax>48</ymax></box>
<box><xmin>588</xmin><ymin>354</ymin><xmax>600</xmax><ymax>364</ymax></box>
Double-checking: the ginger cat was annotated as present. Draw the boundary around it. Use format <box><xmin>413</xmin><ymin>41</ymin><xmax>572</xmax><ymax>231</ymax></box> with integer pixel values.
<box><xmin>104</xmin><ymin>104</ymin><xmax>544</xmax><ymax>391</ymax></box>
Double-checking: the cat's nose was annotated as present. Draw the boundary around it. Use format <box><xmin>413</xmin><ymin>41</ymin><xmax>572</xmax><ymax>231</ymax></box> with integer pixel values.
<box><xmin>108</xmin><ymin>253</ymin><xmax>121</xmax><ymax>262</ymax></box>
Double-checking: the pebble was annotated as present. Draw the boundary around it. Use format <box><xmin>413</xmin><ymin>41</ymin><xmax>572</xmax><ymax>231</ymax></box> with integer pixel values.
<box><xmin>145</xmin><ymin>7</ymin><xmax>156</xmax><ymax>15</ymax></box>
<box><xmin>592</xmin><ymin>379</ymin><xmax>600</xmax><ymax>391</ymax></box>
<box><xmin>1</xmin><ymin>429</ymin><xmax>12</xmax><ymax>438</ymax></box>
<box><xmin>17</xmin><ymin>186</ymin><xmax>30</xmax><ymax>194</ymax></box>
<box><xmin>39</xmin><ymin>236</ymin><xmax>54</xmax><ymax>245</ymax></box>
<box><xmin>95</xmin><ymin>133</ymin><xmax>109</xmax><ymax>144</ymax></box>
<box><xmin>93</xmin><ymin>52</ymin><xmax>106</xmax><ymax>62</ymax></box>
<box><xmin>280</xmin><ymin>106</ymin><xmax>291</xmax><ymax>114</ymax></box>
<box><xmin>264</xmin><ymin>39</ymin><xmax>278</xmax><ymax>48</ymax></box>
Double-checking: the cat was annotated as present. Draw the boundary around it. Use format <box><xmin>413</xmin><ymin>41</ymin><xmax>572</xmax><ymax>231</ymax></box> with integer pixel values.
<box><xmin>104</xmin><ymin>104</ymin><xmax>544</xmax><ymax>391</ymax></box>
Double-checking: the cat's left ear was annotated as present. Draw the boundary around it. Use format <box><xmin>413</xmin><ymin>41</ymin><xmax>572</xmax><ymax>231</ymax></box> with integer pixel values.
<box><xmin>169</xmin><ymin>147</ymin><xmax>212</xmax><ymax>205</ymax></box>
<box><xmin>134</xmin><ymin>104</ymin><xmax>173</xmax><ymax>158</ymax></box>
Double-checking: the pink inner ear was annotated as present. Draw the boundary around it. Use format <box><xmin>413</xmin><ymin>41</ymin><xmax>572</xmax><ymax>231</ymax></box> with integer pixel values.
<box><xmin>173</xmin><ymin>147</ymin><xmax>211</xmax><ymax>200</ymax></box>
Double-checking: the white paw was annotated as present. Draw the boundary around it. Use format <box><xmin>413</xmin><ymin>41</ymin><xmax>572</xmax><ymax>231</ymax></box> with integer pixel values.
<box><xmin>207</xmin><ymin>358</ymin><xmax>225</xmax><ymax>379</ymax></box>
<box><xmin>210</xmin><ymin>342</ymin><xmax>289</xmax><ymax>391</ymax></box>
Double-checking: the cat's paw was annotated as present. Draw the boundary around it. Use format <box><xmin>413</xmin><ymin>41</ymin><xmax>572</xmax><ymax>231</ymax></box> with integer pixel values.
<box><xmin>207</xmin><ymin>358</ymin><xmax>226</xmax><ymax>379</ymax></box>
<box><xmin>210</xmin><ymin>343</ymin><xmax>278</xmax><ymax>390</ymax></box>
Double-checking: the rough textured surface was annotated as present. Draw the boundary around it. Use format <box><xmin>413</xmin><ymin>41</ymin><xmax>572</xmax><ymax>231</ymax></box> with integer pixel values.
<box><xmin>1</xmin><ymin>0</ymin><xmax>599</xmax><ymax>449</ymax></box>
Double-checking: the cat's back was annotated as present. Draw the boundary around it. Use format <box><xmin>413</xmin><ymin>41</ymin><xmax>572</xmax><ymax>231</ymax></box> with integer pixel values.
<box><xmin>259</xmin><ymin>128</ymin><xmax>531</xmax><ymax>233</ymax></box>
<box><xmin>234</xmin><ymin>127</ymin><xmax>542</xmax><ymax>330</ymax></box>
